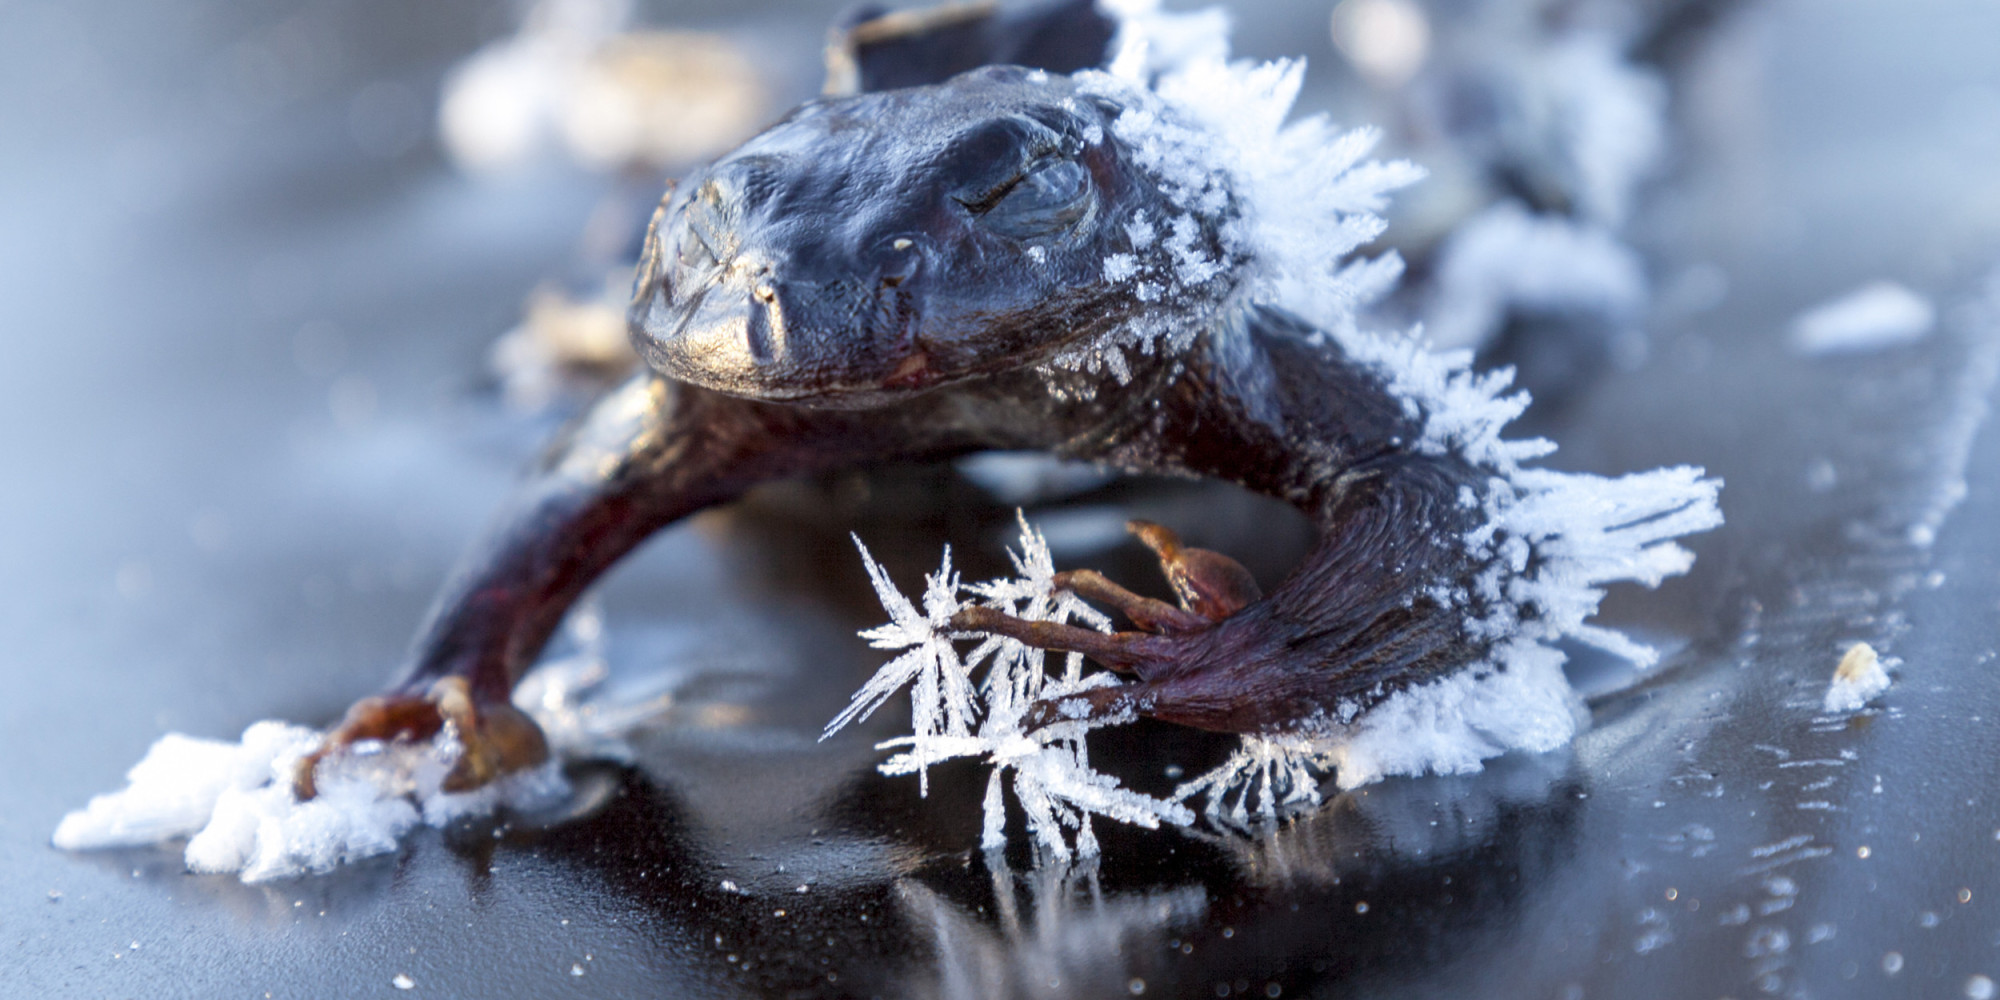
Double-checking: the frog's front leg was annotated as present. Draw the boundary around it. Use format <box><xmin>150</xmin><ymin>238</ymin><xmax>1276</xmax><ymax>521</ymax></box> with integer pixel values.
<box><xmin>974</xmin><ymin>453</ymin><xmax>1488</xmax><ymax>737</ymax></box>
<box><xmin>952</xmin><ymin>520</ymin><xmax>1261</xmax><ymax>673</ymax></box>
<box><xmin>296</xmin><ymin>372</ymin><xmax>923</xmax><ymax>797</ymax></box>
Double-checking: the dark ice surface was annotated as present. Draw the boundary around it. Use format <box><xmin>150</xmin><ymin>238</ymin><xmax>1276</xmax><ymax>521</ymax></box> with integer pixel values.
<box><xmin>6</xmin><ymin>0</ymin><xmax>2000</xmax><ymax>997</ymax></box>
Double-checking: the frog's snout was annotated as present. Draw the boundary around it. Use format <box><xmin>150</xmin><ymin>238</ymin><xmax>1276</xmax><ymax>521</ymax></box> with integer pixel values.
<box><xmin>628</xmin><ymin>223</ymin><xmax>939</xmax><ymax>401</ymax></box>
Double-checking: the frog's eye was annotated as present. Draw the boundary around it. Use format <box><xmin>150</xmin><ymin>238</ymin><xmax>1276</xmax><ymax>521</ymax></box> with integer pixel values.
<box><xmin>966</xmin><ymin>157</ymin><xmax>1092</xmax><ymax>240</ymax></box>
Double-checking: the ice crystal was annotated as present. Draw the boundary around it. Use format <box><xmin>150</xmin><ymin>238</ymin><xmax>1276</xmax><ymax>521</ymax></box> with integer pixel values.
<box><xmin>822</xmin><ymin>540</ymin><xmax>975</xmax><ymax>795</ymax></box>
<box><xmin>827</xmin><ymin>516</ymin><xmax>1190</xmax><ymax>859</ymax></box>
<box><xmin>1173</xmin><ymin>733</ymin><xmax>1327</xmax><ymax>827</ymax></box>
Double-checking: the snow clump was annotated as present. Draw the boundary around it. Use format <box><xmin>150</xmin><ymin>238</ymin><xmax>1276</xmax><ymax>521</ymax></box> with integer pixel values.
<box><xmin>52</xmin><ymin>612</ymin><xmax>650</xmax><ymax>882</ymax></box>
<box><xmin>53</xmin><ymin>722</ymin><xmax>567</xmax><ymax>883</ymax></box>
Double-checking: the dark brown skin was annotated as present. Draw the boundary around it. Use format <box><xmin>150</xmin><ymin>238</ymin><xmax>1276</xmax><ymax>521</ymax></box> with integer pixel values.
<box><xmin>296</xmin><ymin>38</ymin><xmax>1498</xmax><ymax>798</ymax></box>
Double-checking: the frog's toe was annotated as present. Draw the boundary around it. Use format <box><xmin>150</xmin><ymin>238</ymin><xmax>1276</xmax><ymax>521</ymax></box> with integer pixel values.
<box><xmin>293</xmin><ymin>692</ymin><xmax>444</xmax><ymax>799</ymax></box>
<box><xmin>1124</xmin><ymin>520</ymin><xmax>1261</xmax><ymax>622</ymax></box>
<box><xmin>949</xmin><ymin>606</ymin><xmax>1169</xmax><ymax>673</ymax></box>
<box><xmin>429</xmin><ymin>676</ymin><xmax>550</xmax><ymax>793</ymax></box>
<box><xmin>292</xmin><ymin>677</ymin><xmax>549</xmax><ymax>799</ymax></box>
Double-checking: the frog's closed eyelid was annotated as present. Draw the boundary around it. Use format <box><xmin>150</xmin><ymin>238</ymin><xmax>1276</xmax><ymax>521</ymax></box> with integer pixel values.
<box><xmin>974</xmin><ymin>158</ymin><xmax>1092</xmax><ymax>239</ymax></box>
<box><xmin>952</xmin><ymin>167</ymin><xmax>1030</xmax><ymax>215</ymax></box>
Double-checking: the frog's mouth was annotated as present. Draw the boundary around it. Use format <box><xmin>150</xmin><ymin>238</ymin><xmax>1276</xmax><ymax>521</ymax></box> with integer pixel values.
<box><xmin>627</xmin><ymin>199</ymin><xmax>1125</xmax><ymax>406</ymax></box>
<box><xmin>627</xmin><ymin>232</ymin><xmax>955</xmax><ymax>405</ymax></box>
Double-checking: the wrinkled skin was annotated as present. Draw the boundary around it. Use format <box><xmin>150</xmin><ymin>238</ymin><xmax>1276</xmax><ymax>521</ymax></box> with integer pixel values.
<box><xmin>296</xmin><ymin>64</ymin><xmax>1492</xmax><ymax>798</ymax></box>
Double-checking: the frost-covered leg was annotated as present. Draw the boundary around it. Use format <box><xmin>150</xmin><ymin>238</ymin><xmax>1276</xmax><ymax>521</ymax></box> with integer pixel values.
<box><xmin>950</xmin><ymin>606</ymin><xmax>1167</xmax><ymax>674</ymax></box>
<box><xmin>300</xmin><ymin>373</ymin><xmax>955</xmax><ymax>797</ymax></box>
<box><xmin>947</xmin><ymin>519</ymin><xmax>1264</xmax><ymax>670</ymax></box>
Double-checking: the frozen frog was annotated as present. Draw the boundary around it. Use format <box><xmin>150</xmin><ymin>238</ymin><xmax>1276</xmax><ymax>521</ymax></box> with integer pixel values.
<box><xmin>296</xmin><ymin>0</ymin><xmax>1720</xmax><ymax>802</ymax></box>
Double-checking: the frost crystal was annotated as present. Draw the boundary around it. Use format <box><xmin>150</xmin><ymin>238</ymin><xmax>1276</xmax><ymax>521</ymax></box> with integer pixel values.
<box><xmin>1048</xmin><ymin>2</ymin><xmax>1426</xmax><ymax>376</ymax></box>
<box><xmin>823</xmin><ymin>541</ymin><xmax>977</xmax><ymax>795</ymax></box>
<box><xmin>1172</xmin><ymin>734</ymin><xmax>1327</xmax><ymax>827</ymax></box>
<box><xmin>827</xmin><ymin>516</ymin><xmax>1191</xmax><ymax>860</ymax></box>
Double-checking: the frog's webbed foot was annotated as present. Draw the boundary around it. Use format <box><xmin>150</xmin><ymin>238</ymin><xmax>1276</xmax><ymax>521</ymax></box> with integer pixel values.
<box><xmin>952</xmin><ymin>520</ymin><xmax>1262</xmax><ymax>727</ymax></box>
<box><xmin>292</xmin><ymin>677</ymin><xmax>549</xmax><ymax>800</ymax></box>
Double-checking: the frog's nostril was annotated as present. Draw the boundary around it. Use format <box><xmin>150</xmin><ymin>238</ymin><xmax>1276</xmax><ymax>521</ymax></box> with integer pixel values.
<box><xmin>878</xmin><ymin>238</ymin><xmax>923</xmax><ymax>288</ymax></box>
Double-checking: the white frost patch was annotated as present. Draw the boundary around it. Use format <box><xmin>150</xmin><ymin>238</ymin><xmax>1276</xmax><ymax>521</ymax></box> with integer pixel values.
<box><xmin>50</xmin><ymin>611</ymin><xmax>659</xmax><ymax>882</ymax></box>
<box><xmin>1315</xmin><ymin>641</ymin><xmax>1581</xmax><ymax>789</ymax></box>
<box><xmin>1822</xmin><ymin>642</ymin><xmax>1894</xmax><ymax>714</ymax></box>
<box><xmin>1423</xmin><ymin>202</ymin><xmax>1647</xmax><ymax>351</ymax></box>
<box><xmin>1789</xmin><ymin>281</ymin><xmax>1936</xmax><ymax>356</ymax></box>
<box><xmin>1170</xmin><ymin>642</ymin><xmax>1579</xmax><ymax>824</ymax></box>
<box><xmin>54</xmin><ymin>722</ymin><xmax>567</xmax><ymax>883</ymax></box>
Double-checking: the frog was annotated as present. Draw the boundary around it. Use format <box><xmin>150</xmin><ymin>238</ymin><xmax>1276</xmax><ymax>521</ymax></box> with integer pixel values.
<box><xmin>294</xmin><ymin>0</ymin><xmax>1701</xmax><ymax>799</ymax></box>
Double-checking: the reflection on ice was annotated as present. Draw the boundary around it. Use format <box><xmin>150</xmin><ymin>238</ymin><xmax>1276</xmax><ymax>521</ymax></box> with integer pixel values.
<box><xmin>1200</xmin><ymin>748</ymin><xmax>1578</xmax><ymax>888</ymax></box>
<box><xmin>898</xmin><ymin>855</ymin><xmax>1206</xmax><ymax>1000</ymax></box>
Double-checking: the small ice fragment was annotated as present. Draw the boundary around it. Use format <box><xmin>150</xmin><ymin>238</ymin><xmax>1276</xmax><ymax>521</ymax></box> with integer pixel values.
<box><xmin>1968</xmin><ymin>974</ymin><xmax>1995</xmax><ymax>1000</ymax></box>
<box><xmin>1822</xmin><ymin>642</ymin><xmax>1892</xmax><ymax>714</ymax></box>
<box><xmin>1789</xmin><ymin>281</ymin><xmax>1935</xmax><ymax>356</ymax></box>
<box><xmin>392</xmin><ymin>973</ymin><xmax>416</xmax><ymax>990</ymax></box>
<box><xmin>720</xmin><ymin>879</ymin><xmax>740</xmax><ymax>893</ymax></box>
<box><xmin>571</xmin><ymin>964</ymin><xmax>585</xmax><ymax>977</ymax></box>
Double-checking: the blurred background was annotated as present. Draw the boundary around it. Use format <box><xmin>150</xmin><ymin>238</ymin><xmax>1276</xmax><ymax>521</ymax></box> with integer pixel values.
<box><xmin>5</xmin><ymin>0</ymin><xmax>2000</xmax><ymax>996</ymax></box>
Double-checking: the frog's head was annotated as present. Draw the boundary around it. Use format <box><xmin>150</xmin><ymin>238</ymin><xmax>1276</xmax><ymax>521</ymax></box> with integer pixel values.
<box><xmin>628</xmin><ymin>66</ymin><xmax>1221</xmax><ymax>405</ymax></box>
